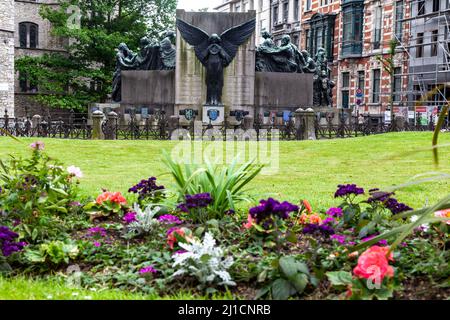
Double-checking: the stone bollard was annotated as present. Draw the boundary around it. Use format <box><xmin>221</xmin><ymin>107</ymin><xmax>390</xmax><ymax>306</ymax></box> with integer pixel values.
<box><xmin>168</xmin><ymin>115</ymin><xmax>180</xmax><ymax>131</ymax></box>
<box><xmin>294</xmin><ymin>108</ymin><xmax>316</xmax><ymax>140</ymax></box>
<box><xmin>31</xmin><ymin>115</ymin><xmax>41</xmax><ymax>129</ymax></box>
<box><xmin>243</xmin><ymin>115</ymin><xmax>254</xmax><ymax>131</ymax></box>
<box><xmin>395</xmin><ymin>115</ymin><xmax>406</xmax><ymax>131</ymax></box>
<box><xmin>91</xmin><ymin>110</ymin><xmax>104</xmax><ymax>140</ymax></box>
<box><xmin>106</xmin><ymin>111</ymin><xmax>118</xmax><ymax>140</ymax></box>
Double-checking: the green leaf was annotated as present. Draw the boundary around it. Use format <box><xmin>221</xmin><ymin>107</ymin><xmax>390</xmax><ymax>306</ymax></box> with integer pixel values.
<box><xmin>290</xmin><ymin>273</ymin><xmax>308</xmax><ymax>293</ymax></box>
<box><xmin>271</xmin><ymin>278</ymin><xmax>296</xmax><ymax>300</ymax></box>
<box><xmin>326</xmin><ymin>271</ymin><xmax>353</xmax><ymax>287</ymax></box>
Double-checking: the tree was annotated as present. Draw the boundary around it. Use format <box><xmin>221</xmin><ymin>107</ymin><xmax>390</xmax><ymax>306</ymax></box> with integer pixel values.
<box><xmin>15</xmin><ymin>0</ymin><xmax>177</xmax><ymax>111</ymax></box>
<box><xmin>376</xmin><ymin>39</ymin><xmax>399</xmax><ymax>127</ymax></box>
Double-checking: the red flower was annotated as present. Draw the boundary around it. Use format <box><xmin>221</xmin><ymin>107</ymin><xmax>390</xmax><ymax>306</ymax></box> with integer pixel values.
<box><xmin>167</xmin><ymin>228</ymin><xmax>186</xmax><ymax>250</ymax></box>
<box><xmin>353</xmin><ymin>246</ymin><xmax>394</xmax><ymax>281</ymax></box>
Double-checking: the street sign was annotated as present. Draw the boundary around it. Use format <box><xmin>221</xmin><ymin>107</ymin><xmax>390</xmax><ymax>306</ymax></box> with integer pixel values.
<box><xmin>356</xmin><ymin>88</ymin><xmax>363</xmax><ymax>106</ymax></box>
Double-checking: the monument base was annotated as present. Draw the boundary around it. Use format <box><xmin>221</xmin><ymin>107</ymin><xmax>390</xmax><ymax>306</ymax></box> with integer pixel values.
<box><xmin>203</xmin><ymin>105</ymin><xmax>225</xmax><ymax>125</ymax></box>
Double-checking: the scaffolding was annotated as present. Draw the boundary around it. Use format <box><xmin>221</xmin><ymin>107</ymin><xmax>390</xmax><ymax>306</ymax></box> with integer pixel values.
<box><xmin>392</xmin><ymin>0</ymin><xmax>450</xmax><ymax>125</ymax></box>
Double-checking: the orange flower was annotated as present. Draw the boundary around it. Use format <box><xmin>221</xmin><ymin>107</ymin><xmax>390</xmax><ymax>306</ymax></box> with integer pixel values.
<box><xmin>243</xmin><ymin>214</ymin><xmax>254</xmax><ymax>229</ymax></box>
<box><xmin>435</xmin><ymin>209</ymin><xmax>450</xmax><ymax>225</ymax></box>
<box><xmin>309</xmin><ymin>213</ymin><xmax>323</xmax><ymax>225</ymax></box>
<box><xmin>302</xmin><ymin>199</ymin><xmax>312</xmax><ymax>213</ymax></box>
<box><xmin>96</xmin><ymin>191</ymin><xmax>127</xmax><ymax>205</ymax></box>
<box><xmin>167</xmin><ymin>228</ymin><xmax>186</xmax><ymax>250</ymax></box>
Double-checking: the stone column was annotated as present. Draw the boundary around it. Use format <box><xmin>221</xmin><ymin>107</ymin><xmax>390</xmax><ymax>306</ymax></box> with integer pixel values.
<box><xmin>105</xmin><ymin>111</ymin><xmax>118</xmax><ymax>140</ymax></box>
<box><xmin>92</xmin><ymin>110</ymin><xmax>104</xmax><ymax>140</ymax></box>
<box><xmin>0</xmin><ymin>0</ymin><xmax>15</xmax><ymax>117</ymax></box>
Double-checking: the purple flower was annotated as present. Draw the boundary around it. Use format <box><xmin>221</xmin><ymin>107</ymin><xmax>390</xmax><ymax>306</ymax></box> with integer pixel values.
<box><xmin>158</xmin><ymin>214</ymin><xmax>183</xmax><ymax>225</ymax></box>
<box><xmin>0</xmin><ymin>226</ymin><xmax>26</xmax><ymax>257</ymax></box>
<box><xmin>224</xmin><ymin>209</ymin><xmax>235</xmax><ymax>215</ymax></box>
<box><xmin>139</xmin><ymin>265</ymin><xmax>157</xmax><ymax>275</ymax></box>
<box><xmin>322</xmin><ymin>217</ymin><xmax>336</xmax><ymax>226</ymax></box>
<box><xmin>303</xmin><ymin>222</ymin><xmax>335</xmax><ymax>236</ymax></box>
<box><xmin>362</xmin><ymin>234</ymin><xmax>388</xmax><ymax>246</ymax></box>
<box><xmin>249</xmin><ymin>198</ymin><xmax>299</xmax><ymax>225</ymax></box>
<box><xmin>177</xmin><ymin>193</ymin><xmax>213</xmax><ymax>212</ymax></box>
<box><xmin>129</xmin><ymin>177</ymin><xmax>165</xmax><ymax>200</ymax></box>
<box><xmin>334</xmin><ymin>184</ymin><xmax>364</xmax><ymax>198</ymax></box>
<box><xmin>384</xmin><ymin>198</ymin><xmax>413</xmax><ymax>214</ymax></box>
<box><xmin>87</xmin><ymin>227</ymin><xmax>107</xmax><ymax>238</ymax></box>
<box><xmin>326</xmin><ymin>207</ymin><xmax>343</xmax><ymax>218</ymax></box>
<box><xmin>367</xmin><ymin>190</ymin><xmax>395</xmax><ymax>204</ymax></box>
<box><xmin>69</xmin><ymin>201</ymin><xmax>82</xmax><ymax>207</ymax></box>
<box><xmin>331</xmin><ymin>234</ymin><xmax>346</xmax><ymax>244</ymax></box>
<box><xmin>123</xmin><ymin>212</ymin><xmax>137</xmax><ymax>224</ymax></box>
<box><xmin>93</xmin><ymin>242</ymin><xmax>101</xmax><ymax>247</ymax></box>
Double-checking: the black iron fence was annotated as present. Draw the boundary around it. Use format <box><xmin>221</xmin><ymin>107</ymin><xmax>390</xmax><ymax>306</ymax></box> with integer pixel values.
<box><xmin>0</xmin><ymin>109</ymin><xmax>446</xmax><ymax>141</ymax></box>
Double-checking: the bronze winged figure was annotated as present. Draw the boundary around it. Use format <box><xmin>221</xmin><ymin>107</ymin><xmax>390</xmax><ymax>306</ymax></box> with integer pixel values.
<box><xmin>176</xmin><ymin>18</ymin><xmax>256</xmax><ymax>106</ymax></box>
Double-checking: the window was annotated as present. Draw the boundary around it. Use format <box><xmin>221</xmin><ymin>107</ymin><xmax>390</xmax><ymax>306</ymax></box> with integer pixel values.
<box><xmin>416</xmin><ymin>32</ymin><xmax>424</xmax><ymax>58</ymax></box>
<box><xmin>372</xmin><ymin>69</ymin><xmax>381</xmax><ymax>103</ymax></box>
<box><xmin>294</xmin><ymin>0</ymin><xmax>299</xmax><ymax>21</ymax></box>
<box><xmin>321</xmin><ymin>0</ymin><xmax>331</xmax><ymax>6</ymax></box>
<box><xmin>373</xmin><ymin>6</ymin><xmax>382</xmax><ymax>50</ymax></box>
<box><xmin>395</xmin><ymin>1</ymin><xmax>404</xmax><ymax>41</ymax></box>
<box><xmin>341</xmin><ymin>1</ymin><xmax>364</xmax><ymax>56</ymax></box>
<box><xmin>431</xmin><ymin>30</ymin><xmax>438</xmax><ymax>56</ymax></box>
<box><xmin>235</xmin><ymin>4</ymin><xmax>241</xmax><ymax>12</ymax></box>
<box><xmin>19</xmin><ymin>72</ymin><xmax>38</xmax><ymax>93</ymax></box>
<box><xmin>305</xmin><ymin>29</ymin><xmax>310</xmax><ymax>51</ymax></box>
<box><xmin>273</xmin><ymin>6</ymin><xmax>279</xmax><ymax>24</ymax></box>
<box><xmin>341</xmin><ymin>72</ymin><xmax>350</xmax><ymax>109</ymax></box>
<box><xmin>342</xmin><ymin>72</ymin><xmax>350</xmax><ymax>88</ymax></box>
<box><xmin>358</xmin><ymin>70</ymin><xmax>365</xmax><ymax>90</ymax></box>
<box><xmin>292</xmin><ymin>34</ymin><xmax>299</xmax><ymax>47</ymax></box>
<box><xmin>433</xmin><ymin>0</ymin><xmax>440</xmax><ymax>12</ymax></box>
<box><xmin>18</xmin><ymin>22</ymin><xmax>39</xmax><ymax>48</ymax></box>
<box><xmin>308</xmin><ymin>13</ymin><xmax>336</xmax><ymax>61</ymax></box>
<box><xmin>413</xmin><ymin>84</ymin><xmax>422</xmax><ymax>102</ymax></box>
<box><xmin>305</xmin><ymin>0</ymin><xmax>312</xmax><ymax>11</ymax></box>
<box><xmin>393</xmin><ymin>67</ymin><xmax>402</xmax><ymax>102</ymax></box>
<box><xmin>283</xmin><ymin>2</ymin><xmax>289</xmax><ymax>22</ymax></box>
<box><xmin>418</xmin><ymin>0</ymin><xmax>425</xmax><ymax>15</ymax></box>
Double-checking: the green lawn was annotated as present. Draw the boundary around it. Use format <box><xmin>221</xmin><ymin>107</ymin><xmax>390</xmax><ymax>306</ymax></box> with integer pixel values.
<box><xmin>0</xmin><ymin>132</ymin><xmax>449</xmax><ymax>210</ymax></box>
<box><xmin>0</xmin><ymin>132</ymin><xmax>449</xmax><ymax>300</ymax></box>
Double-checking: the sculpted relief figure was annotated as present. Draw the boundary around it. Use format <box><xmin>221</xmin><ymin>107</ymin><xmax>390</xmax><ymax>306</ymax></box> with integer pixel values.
<box><xmin>177</xmin><ymin>18</ymin><xmax>256</xmax><ymax>106</ymax></box>
<box><xmin>112</xmin><ymin>43</ymin><xmax>135</xmax><ymax>102</ymax></box>
<box><xmin>313</xmin><ymin>47</ymin><xmax>335</xmax><ymax>107</ymax></box>
<box><xmin>255</xmin><ymin>33</ymin><xmax>305</xmax><ymax>73</ymax></box>
<box><xmin>111</xmin><ymin>31</ymin><xmax>177</xmax><ymax>102</ymax></box>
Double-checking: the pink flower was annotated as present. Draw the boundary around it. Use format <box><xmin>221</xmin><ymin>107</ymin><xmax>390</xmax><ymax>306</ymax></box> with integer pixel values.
<box><xmin>96</xmin><ymin>191</ymin><xmax>127</xmax><ymax>205</ymax></box>
<box><xmin>93</xmin><ymin>242</ymin><xmax>101</xmax><ymax>247</ymax></box>
<box><xmin>67</xmin><ymin>166</ymin><xmax>83</xmax><ymax>178</ymax></box>
<box><xmin>353</xmin><ymin>246</ymin><xmax>394</xmax><ymax>281</ymax></box>
<box><xmin>139</xmin><ymin>265</ymin><xmax>157</xmax><ymax>275</ymax></box>
<box><xmin>435</xmin><ymin>209</ymin><xmax>450</xmax><ymax>225</ymax></box>
<box><xmin>30</xmin><ymin>141</ymin><xmax>45</xmax><ymax>151</ymax></box>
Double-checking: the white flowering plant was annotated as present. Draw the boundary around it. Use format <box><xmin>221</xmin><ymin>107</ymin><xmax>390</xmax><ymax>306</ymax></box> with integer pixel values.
<box><xmin>172</xmin><ymin>232</ymin><xmax>235</xmax><ymax>287</ymax></box>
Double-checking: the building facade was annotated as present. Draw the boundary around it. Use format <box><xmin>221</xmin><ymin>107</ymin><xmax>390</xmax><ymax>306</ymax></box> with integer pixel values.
<box><xmin>14</xmin><ymin>0</ymin><xmax>67</xmax><ymax>117</ymax></box>
<box><xmin>0</xmin><ymin>0</ymin><xmax>15</xmax><ymax>116</ymax></box>
<box><xmin>214</xmin><ymin>0</ymin><xmax>271</xmax><ymax>45</ymax></box>
<box><xmin>407</xmin><ymin>0</ymin><xmax>450</xmax><ymax>121</ymax></box>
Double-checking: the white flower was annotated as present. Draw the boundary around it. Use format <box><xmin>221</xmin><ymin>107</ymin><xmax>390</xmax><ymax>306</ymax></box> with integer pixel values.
<box><xmin>67</xmin><ymin>166</ymin><xmax>83</xmax><ymax>178</ymax></box>
<box><xmin>172</xmin><ymin>232</ymin><xmax>235</xmax><ymax>287</ymax></box>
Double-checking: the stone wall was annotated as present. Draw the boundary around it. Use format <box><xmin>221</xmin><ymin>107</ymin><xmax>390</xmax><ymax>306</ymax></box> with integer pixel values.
<box><xmin>0</xmin><ymin>0</ymin><xmax>15</xmax><ymax>116</ymax></box>
<box><xmin>175</xmin><ymin>10</ymin><xmax>257</xmax><ymax>116</ymax></box>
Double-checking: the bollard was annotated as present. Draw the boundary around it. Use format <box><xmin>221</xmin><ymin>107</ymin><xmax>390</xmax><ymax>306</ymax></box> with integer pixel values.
<box><xmin>91</xmin><ymin>110</ymin><xmax>104</xmax><ymax>140</ymax></box>
<box><xmin>106</xmin><ymin>111</ymin><xmax>118</xmax><ymax>140</ymax></box>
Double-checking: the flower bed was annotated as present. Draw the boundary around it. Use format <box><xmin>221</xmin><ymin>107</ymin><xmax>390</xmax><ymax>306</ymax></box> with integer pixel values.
<box><xmin>0</xmin><ymin>142</ymin><xmax>448</xmax><ymax>299</ymax></box>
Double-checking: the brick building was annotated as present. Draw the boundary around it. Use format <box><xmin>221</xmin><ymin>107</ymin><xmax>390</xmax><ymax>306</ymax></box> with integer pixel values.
<box><xmin>14</xmin><ymin>0</ymin><xmax>67</xmax><ymax>118</ymax></box>
<box><xmin>0</xmin><ymin>0</ymin><xmax>15</xmax><ymax>116</ymax></box>
<box><xmin>300</xmin><ymin>0</ymin><xmax>411</xmax><ymax>119</ymax></box>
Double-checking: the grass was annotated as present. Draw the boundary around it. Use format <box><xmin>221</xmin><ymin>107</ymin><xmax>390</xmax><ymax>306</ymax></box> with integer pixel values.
<box><xmin>0</xmin><ymin>276</ymin><xmax>233</xmax><ymax>300</ymax></box>
<box><xmin>0</xmin><ymin>132</ymin><xmax>449</xmax><ymax>210</ymax></box>
<box><xmin>0</xmin><ymin>132</ymin><xmax>449</xmax><ymax>300</ymax></box>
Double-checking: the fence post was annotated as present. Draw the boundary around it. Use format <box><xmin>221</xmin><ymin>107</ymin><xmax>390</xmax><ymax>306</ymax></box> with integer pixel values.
<box><xmin>106</xmin><ymin>111</ymin><xmax>118</xmax><ymax>140</ymax></box>
<box><xmin>243</xmin><ymin>115</ymin><xmax>254</xmax><ymax>131</ymax></box>
<box><xmin>92</xmin><ymin>110</ymin><xmax>104</xmax><ymax>140</ymax></box>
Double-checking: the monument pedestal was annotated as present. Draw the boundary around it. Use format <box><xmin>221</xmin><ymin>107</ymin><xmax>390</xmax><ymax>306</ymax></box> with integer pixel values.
<box><xmin>203</xmin><ymin>105</ymin><xmax>225</xmax><ymax>125</ymax></box>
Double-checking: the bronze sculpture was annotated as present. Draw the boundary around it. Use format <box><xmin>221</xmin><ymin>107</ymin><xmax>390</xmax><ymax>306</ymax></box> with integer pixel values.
<box><xmin>176</xmin><ymin>18</ymin><xmax>256</xmax><ymax>106</ymax></box>
<box><xmin>112</xmin><ymin>43</ymin><xmax>135</xmax><ymax>102</ymax></box>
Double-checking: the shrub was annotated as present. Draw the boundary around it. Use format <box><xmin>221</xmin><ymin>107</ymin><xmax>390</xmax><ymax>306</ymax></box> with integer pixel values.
<box><xmin>124</xmin><ymin>204</ymin><xmax>161</xmax><ymax>238</ymax></box>
<box><xmin>24</xmin><ymin>240</ymin><xmax>79</xmax><ymax>266</ymax></box>
<box><xmin>0</xmin><ymin>142</ymin><xmax>80</xmax><ymax>242</ymax></box>
<box><xmin>162</xmin><ymin>151</ymin><xmax>263</xmax><ymax>219</ymax></box>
